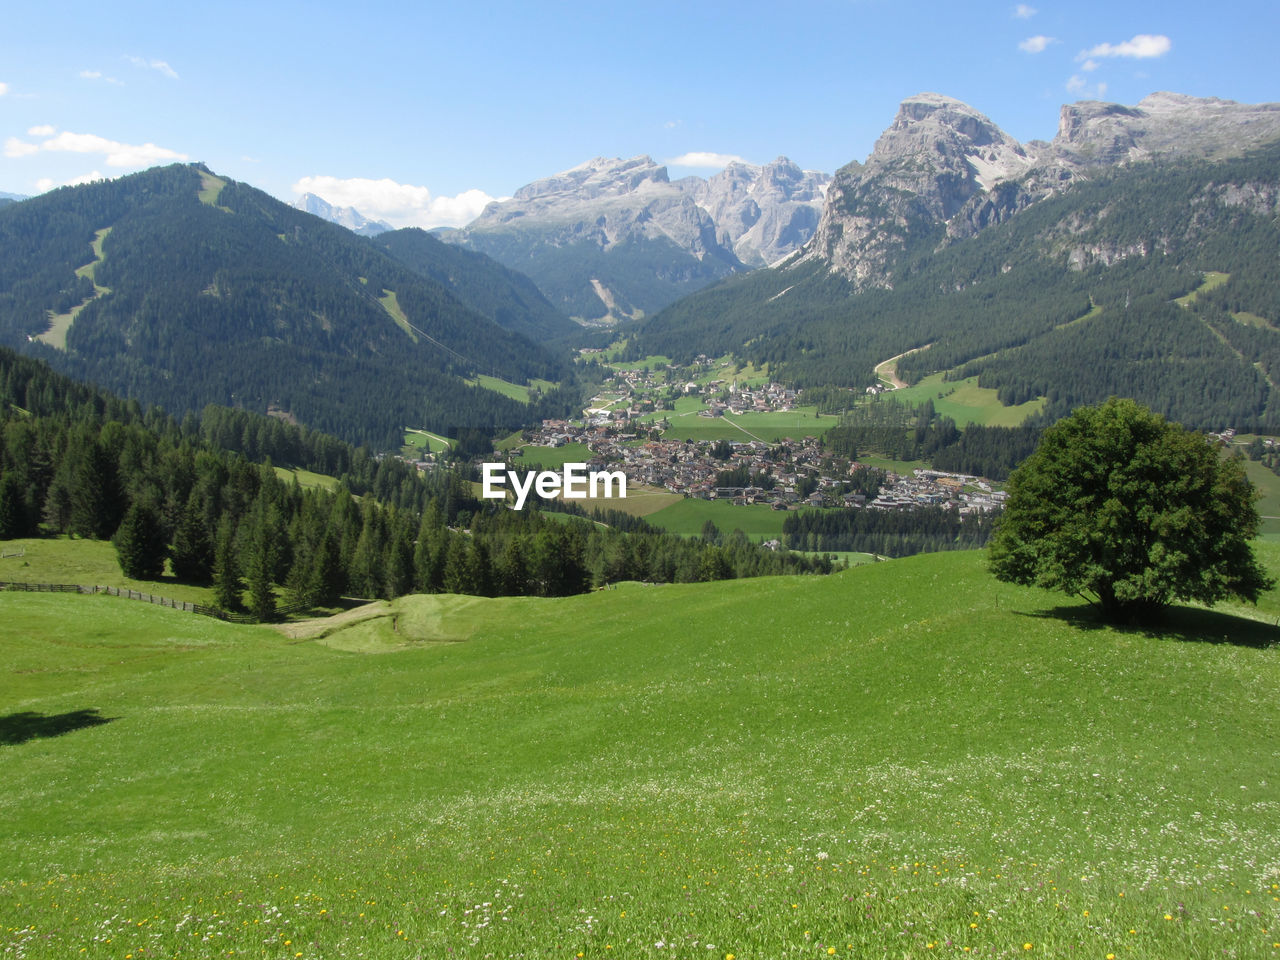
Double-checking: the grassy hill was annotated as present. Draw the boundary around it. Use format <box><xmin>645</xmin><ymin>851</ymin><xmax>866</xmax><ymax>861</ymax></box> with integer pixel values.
<box><xmin>3</xmin><ymin>550</ymin><xmax>1279</xmax><ymax>957</ymax></box>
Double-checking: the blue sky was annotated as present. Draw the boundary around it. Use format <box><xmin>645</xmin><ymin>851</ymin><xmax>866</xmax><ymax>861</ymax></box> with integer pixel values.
<box><xmin>2</xmin><ymin>0</ymin><xmax>1277</xmax><ymax>227</ymax></box>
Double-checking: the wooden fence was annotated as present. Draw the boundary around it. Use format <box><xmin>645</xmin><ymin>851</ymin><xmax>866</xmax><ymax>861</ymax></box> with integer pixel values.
<box><xmin>0</xmin><ymin>581</ymin><xmax>258</xmax><ymax>622</ymax></box>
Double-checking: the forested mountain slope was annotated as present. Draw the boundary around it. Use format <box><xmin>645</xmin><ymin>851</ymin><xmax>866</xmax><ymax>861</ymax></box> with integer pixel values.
<box><xmin>631</xmin><ymin>141</ymin><xmax>1280</xmax><ymax>430</ymax></box>
<box><xmin>0</xmin><ymin>164</ymin><xmax>571</xmax><ymax>449</ymax></box>
<box><xmin>371</xmin><ymin>227</ymin><xmax>581</xmax><ymax>343</ymax></box>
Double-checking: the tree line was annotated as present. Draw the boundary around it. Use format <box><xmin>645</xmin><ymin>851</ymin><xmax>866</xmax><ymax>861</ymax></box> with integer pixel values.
<box><xmin>1</xmin><ymin>348</ymin><xmax>835</xmax><ymax>621</ymax></box>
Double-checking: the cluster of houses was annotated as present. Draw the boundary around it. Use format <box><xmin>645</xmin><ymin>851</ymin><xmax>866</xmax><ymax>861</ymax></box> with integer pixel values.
<box><xmin>522</xmin><ymin>420</ymin><xmax>1006</xmax><ymax>514</ymax></box>
<box><xmin>579</xmin><ymin>364</ymin><xmax>801</xmax><ymax>428</ymax></box>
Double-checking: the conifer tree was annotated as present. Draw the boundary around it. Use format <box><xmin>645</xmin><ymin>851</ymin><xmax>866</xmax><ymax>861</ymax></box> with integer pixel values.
<box><xmin>113</xmin><ymin>500</ymin><xmax>168</xmax><ymax>580</ymax></box>
<box><xmin>212</xmin><ymin>515</ymin><xmax>243</xmax><ymax>611</ymax></box>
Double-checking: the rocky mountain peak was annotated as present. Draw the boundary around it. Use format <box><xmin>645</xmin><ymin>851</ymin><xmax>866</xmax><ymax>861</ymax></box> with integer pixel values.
<box><xmin>797</xmin><ymin>90</ymin><xmax>1280</xmax><ymax>289</ymax></box>
<box><xmin>292</xmin><ymin>193</ymin><xmax>391</xmax><ymax>236</ymax></box>
<box><xmin>876</xmin><ymin>93</ymin><xmax>1027</xmax><ymax>162</ymax></box>
<box><xmin>798</xmin><ymin>93</ymin><xmax>1031</xmax><ymax>286</ymax></box>
<box><xmin>511</xmin><ymin>155</ymin><xmax>669</xmax><ymax>204</ymax></box>
<box><xmin>679</xmin><ymin>157</ymin><xmax>830</xmax><ymax>266</ymax></box>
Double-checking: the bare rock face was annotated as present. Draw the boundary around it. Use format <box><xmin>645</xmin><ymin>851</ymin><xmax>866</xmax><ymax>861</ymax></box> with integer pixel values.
<box><xmin>1053</xmin><ymin>92</ymin><xmax>1280</xmax><ymax>165</ymax></box>
<box><xmin>466</xmin><ymin>155</ymin><xmax>728</xmax><ymax>258</ymax></box>
<box><xmin>798</xmin><ymin>93</ymin><xmax>1032</xmax><ymax>287</ymax></box>
<box><xmin>798</xmin><ymin>91</ymin><xmax>1280</xmax><ymax>288</ymax></box>
<box><xmin>446</xmin><ymin>156</ymin><xmax>745</xmax><ymax>322</ymax></box>
<box><xmin>678</xmin><ymin>158</ymin><xmax>830</xmax><ymax>267</ymax></box>
<box><xmin>292</xmin><ymin>193</ymin><xmax>391</xmax><ymax>236</ymax></box>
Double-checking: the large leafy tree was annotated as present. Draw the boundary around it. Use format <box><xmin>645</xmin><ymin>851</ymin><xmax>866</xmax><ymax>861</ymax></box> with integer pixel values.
<box><xmin>989</xmin><ymin>397</ymin><xmax>1273</xmax><ymax>621</ymax></box>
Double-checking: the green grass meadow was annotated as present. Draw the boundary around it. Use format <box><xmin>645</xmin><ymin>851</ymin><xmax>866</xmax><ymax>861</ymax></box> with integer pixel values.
<box><xmin>515</xmin><ymin>442</ymin><xmax>595</xmax><ymax>471</ymax></box>
<box><xmin>403</xmin><ymin>429</ymin><xmax>453</xmax><ymax>456</ymax></box>
<box><xmin>0</xmin><ymin>536</ymin><xmax>216</xmax><ymax>605</ymax></box>
<box><xmin>467</xmin><ymin>375</ymin><xmax>559</xmax><ymax>404</ymax></box>
<box><xmin>644</xmin><ymin>499</ymin><xmax>795</xmax><ymax>541</ymax></box>
<box><xmin>892</xmin><ymin>374</ymin><xmax>1047</xmax><ymax>428</ymax></box>
<box><xmin>659</xmin><ymin>409</ymin><xmax>833</xmax><ymax>443</ymax></box>
<box><xmin>4</xmin><ymin>548</ymin><xmax>1280</xmax><ymax>958</ymax></box>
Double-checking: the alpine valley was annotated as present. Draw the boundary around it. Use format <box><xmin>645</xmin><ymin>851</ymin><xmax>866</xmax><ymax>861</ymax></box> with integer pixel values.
<box><xmin>3</xmin><ymin>90</ymin><xmax>1280</xmax><ymax>447</ymax></box>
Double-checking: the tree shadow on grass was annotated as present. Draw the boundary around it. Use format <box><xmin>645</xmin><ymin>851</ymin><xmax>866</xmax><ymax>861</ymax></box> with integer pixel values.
<box><xmin>0</xmin><ymin>709</ymin><xmax>116</xmax><ymax>746</ymax></box>
<box><xmin>1016</xmin><ymin>603</ymin><xmax>1280</xmax><ymax>649</ymax></box>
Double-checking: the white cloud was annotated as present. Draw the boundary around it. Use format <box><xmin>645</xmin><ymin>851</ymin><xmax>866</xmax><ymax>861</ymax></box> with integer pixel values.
<box><xmin>291</xmin><ymin>175</ymin><xmax>501</xmax><ymax>229</ymax></box>
<box><xmin>1081</xmin><ymin>58</ymin><xmax>1100</xmax><ymax>72</ymax></box>
<box><xmin>4</xmin><ymin>137</ymin><xmax>38</xmax><ymax>158</ymax></box>
<box><xmin>1018</xmin><ymin>35</ymin><xmax>1056</xmax><ymax>53</ymax></box>
<box><xmin>0</xmin><ymin>82</ymin><xmax>9</xmax><ymax>97</ymax></box>
<box><xmin>126</xmin><ymin>56</ymin><xmax>179</xmax><ymax>79</ymax></box>
<box><xmin>80</xmin><ymin>70</ymin><xmax>124</xmax><ymax>85</ymax></box>
<box><xmin>5</xmin><ymin>127</ymin><xmax>188</xmax><ymax>167</ymax></box>
<box><xmin>1066</xmin><ymin>75</ymin><xmax>1109</xmax><ymax>98</ymax></box>
<box><xmin>667</xmin><ymin>151</ymin><xmax>747</xmax><ymax>169</ymax></box>
<box><xmin>1013</xmin><ymin>4</ymin><xmax>1037</xmax><ymax>18</ymax></box>
<box><xmin>36</xmin><ymin>170</ymin><xmax>107</xmax><ymax>192</ymax></box>
<box><xmin>1079</xmin><ymin>34</ymin><xmax>1172</xmax><ymax>60</ymax></box>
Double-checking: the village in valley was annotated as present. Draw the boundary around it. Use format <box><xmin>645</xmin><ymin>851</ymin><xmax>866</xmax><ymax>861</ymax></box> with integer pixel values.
<box><xmin>437</xmin><ymin>353</ymin><xmax>1010</xmax><ymax>519</ymax></box>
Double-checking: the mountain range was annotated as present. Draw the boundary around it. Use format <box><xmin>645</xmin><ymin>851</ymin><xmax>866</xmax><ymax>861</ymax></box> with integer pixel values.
<box><xmin>796</xmin><ymin>91</ymin><xmax>1280</xmax><ymax>287</ymax></box>
<box><xmin>3</xmin><ymin>89</ymin><xmax>1278</xmax><ymax>450</ymax></box>
<box><xmin>298</xmin><ymin>157</ymin><xmax>830</xmax><ymax>326</ymax></box>
<box><xmin>631</xmin><ymin>92</ymin><xmax>1280</xmax><ymax>431</ymax></box>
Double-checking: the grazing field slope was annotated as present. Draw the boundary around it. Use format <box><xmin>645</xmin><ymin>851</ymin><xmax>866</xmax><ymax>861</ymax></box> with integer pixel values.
<box><xmin>2</xmin><ymin>549</ymin><xmax>1280</xmax><ymax>958</ymax></box>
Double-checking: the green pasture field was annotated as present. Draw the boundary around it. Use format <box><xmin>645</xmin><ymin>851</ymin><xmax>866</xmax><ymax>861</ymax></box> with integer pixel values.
<box><xmin>466</xmin><ymin>375</ymin><xmax>558</xmax><ymax>404</ymax></box>
<box><xmin>633</xmin><ymin>395</ymin><xmax>707</xmax><ymax>422</ymax></box>
<box><xmin>3</xmin><ymin>548</ymin><xmax>1279</xmax><ymax>958</ymax></box>
<box><xmin>660</xmin><ymin>408</ymin><xmax>832</xmax><ymax>443</ymax></box>
<box><xmin>604</xmin><ymin>353</ymin><xmax>673</xmax><ymax>372</ymax></box>
<box><xmin>691</xmin><ymin>358</ymin><xmax>771</xmax><ymax>388</ymax></box>
<box><xmin>1174</xmin><ymin>270</ymin><xmax>1230</xmax><ymax>307</ymax></box>
<box><xmin>273</xmin><ymin>465</ymin><xmax>341</xmax><ymax>492</ymax></box>
<box><xmin>403</xmin><ymin>428</ymin><xmax>453</xmax><ymax>455</ymax></box>
<box><xmin>515</xmin><ymin>442</ymin><xmax>594</xmax><ymax>470</ymax></box>
<box><xmin>1234</xmin><ymin>311</ymin><xmax>1275</xmax><ymax>329</ymax></box>
<box><xmin>1242</xmin><ymin>460</ymin><xmax>1280</xmax><ymax>538</ymax></box>
<box><xmin>494</xmin><ymin>429</ymin><xmax>526</xmax><ymax>452</ymax></box>
<box><xmin>644</xmin><ymin>498</ymin><xmax>798</xmax><ymax>541</ymax></box>
<box><xmin>857</xmin><ymin>455</ymin><xmax>931</xmax><ymax>476</ymax></box>
<box><xmin>891</xmin><ymin>373</ymin><xmax>1046</xmax><ymax>427</ymax></box>
<box><xmin>197</xmin><ymin>171</ymin><xmax>228</xmax><ymax>207</ymax></box>
<box><xmin>37</xmin><ymin>227</ymin><xmax>112</xmax><ymax>350</ymax></box>
<box><xmin>582</xmin><ymin>482</ymin><xmax>683</xmax><ymax>518</ymax></box>
<box><xmin>0</xmin><ymin>536</ymin><xmax>215</xmax><ymax>605</ymax></box>
<box><xmin>379</xmin><ymin>289</ymin><xmax>417</xmax><ymax>342</ymax></box>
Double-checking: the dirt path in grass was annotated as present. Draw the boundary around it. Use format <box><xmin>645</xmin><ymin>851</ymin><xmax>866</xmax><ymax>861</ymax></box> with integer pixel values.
<box><xmin>874</xmin><ymin>344</ymin><xmax>932</xmax><ymax>390</ymax></box>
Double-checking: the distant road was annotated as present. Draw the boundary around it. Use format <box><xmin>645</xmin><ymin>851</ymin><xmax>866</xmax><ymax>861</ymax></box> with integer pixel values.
<box><xmin>873</xmin><ymin>344</ymin><xmax>931</xmax><ymax>390</ymax></box>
